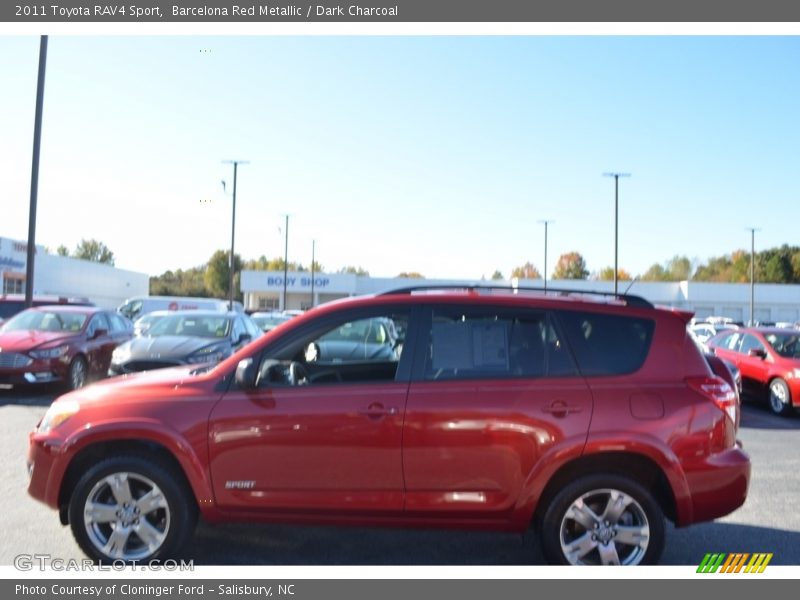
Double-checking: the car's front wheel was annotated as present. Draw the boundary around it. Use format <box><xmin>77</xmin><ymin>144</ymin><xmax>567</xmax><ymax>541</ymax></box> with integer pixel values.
<box><xmin>768</xmin><ymin>378</ymin><xmax>793</xmax><ymax>416</ymax></box>
<box><xmin>67</xmin><ymin>356</ymin><xmax>88</xmax><ymax>390</ymax></box>
<box><xmin>539</xmin><ymin>474</ymin><xmax>665</xmax><ymax>566</ymax></box>
<box><xmin>68</xmin><ymin>455</ymin><xmax>197</xmax><ymax>563</ymax></box>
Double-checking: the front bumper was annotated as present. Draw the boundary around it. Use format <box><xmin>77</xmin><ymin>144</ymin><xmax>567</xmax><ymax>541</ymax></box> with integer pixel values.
<box><xmin>27</xmin><ymin>431</ymin><xmax>66</xmax><ymax>510</ymax></box>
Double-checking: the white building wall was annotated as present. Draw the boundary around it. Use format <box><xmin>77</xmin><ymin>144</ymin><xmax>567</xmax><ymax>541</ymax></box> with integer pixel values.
<box><xmin>1</xmin><ymin>236</ymin><xmax>149</xmax><ymax>309</ymax></box>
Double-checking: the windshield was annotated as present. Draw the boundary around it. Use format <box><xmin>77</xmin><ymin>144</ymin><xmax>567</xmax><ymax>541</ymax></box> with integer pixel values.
<box><xmin>253</xmin><ymin>315</ymin><xmax>289</xmax><ymax>328</ymax></box>
<box><xmin>147</xmin><ymin>314</ymin><xmax>231</xmax><ymax>338</ymax></box>
<box><xmin>1</xmin><ymin>310</ymin><xmax>87</xmax><ymax>333</ymax></box>
<box><xmin>764</xmin><ymin>333</ymin><xmax>800</xmax><ymax>359</ymax></box>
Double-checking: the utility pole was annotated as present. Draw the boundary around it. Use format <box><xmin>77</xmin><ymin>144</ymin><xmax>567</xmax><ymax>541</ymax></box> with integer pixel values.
<box><xmin>603</xmin><ymin>172</ymin><xmax>631</xmax><ymax>295</ymax></box>
<box><xmin>25</xmin><ymin>35</ymin><xmax>48</xmax><ymax>308</ymax></box>
<box><xmin>538</xmin><ymin>220</ymin><xmax>553</xmax><ymax>292</ymax></box>
<box><xmin>222</xmin><ymin>160</ymin><xmax>248</xmax><ymax>311</ymax></box>
<box><xmin>747</xmin><ymin>227</ymin><xmax>760</xmax><ymax>325</ymax></box>
<box><xmin>310</xmin><ymin>239</ymin><xmax>316</xmax><ymax>308</ymax></box>
<box><xmin>283</xmin><ymin>214</ymin><xmax>289</xmax><ymax>310</ymax></box>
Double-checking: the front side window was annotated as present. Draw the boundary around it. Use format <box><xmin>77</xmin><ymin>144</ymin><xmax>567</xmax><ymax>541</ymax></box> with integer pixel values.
<box><xmin>764</xmin><ymin>333</ymin><xmax>800</xmax><ymax>359</ymax></box>
<box><xmin>423</xmin><ymin>308</ymin><xmax>576</xmax><ymax>381</ymax></box>
<box><xmin>557</xmin><ymin>310</ymin><xmax>654</xmax><ymax>377</ymax></box>
<box><xmin>254</xmin><ymin>310</ymin><xmax>410</xmax><ymax>388</ymax></box>
<box><xmin>86</xmin><ymin>313</ymin><xmax>110</xmax><ymax>337</ymax></box>
<box><xmin>739</xmin><ymin>334</ymin><xmax>766</xmax><ymax>355</ymax></box>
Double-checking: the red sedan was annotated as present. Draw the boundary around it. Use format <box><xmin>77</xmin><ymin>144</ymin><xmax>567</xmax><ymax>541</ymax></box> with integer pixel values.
<box><xmin>708</xmin><ymin>327</ymin><xmax>800</xmax><ymax>416</ymax></box>
<box><xmin>0</xmin><ymin>306</ymin><xmax>132</xmax><ymax>390</ymax></box>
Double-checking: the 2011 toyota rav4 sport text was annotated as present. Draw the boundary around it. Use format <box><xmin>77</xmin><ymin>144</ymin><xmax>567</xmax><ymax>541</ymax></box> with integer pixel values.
<box><xmin>27</xmin><ymin>287</ymin><xmax>750</xmax><ymax>565</ymax></box>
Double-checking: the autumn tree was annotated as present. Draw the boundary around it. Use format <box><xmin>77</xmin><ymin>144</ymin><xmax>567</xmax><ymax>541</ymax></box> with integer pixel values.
<box><xmin>339</xmin><ymin>266</ymin><xmax>370</xmax><ymax>276</ymax></box>
<box><xmin>596</xmin><ymin>267</ymin><xmax>633</xmax><ymax>281</ymax></box>
<box><xmin>552</xmin><ymin>252</ymin><xmax>589</xmax><ymax>280</ymax></box>
<box><xmin>397</xmin><ymin>272</ymin><xmax>425</xmax><ymax>279</ymax></box>
<box><xmin>510</xmin><ymin>262</ymin><xmax>541</xmax><ymax>280</ymax></box>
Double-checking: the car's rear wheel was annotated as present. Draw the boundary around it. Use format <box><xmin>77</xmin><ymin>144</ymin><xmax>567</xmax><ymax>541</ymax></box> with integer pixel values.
<box><xmin>539</xmin><ymin>474</ymin><xmax>665</xmax><ymax>566</ymax></box>
<box><xmin>768</xmin><ymin>378</ymin><xmax>793</xmax><ymax>416</ymax></box>
<box><xmin>67</xmin><ymin>356</ymin><xmax>88</xmax><ymax>390</ymax></box>
<box><xmin>68</xmin><ymin>455</ymin><xmax>196</xmax><ymax>563</ymax></box>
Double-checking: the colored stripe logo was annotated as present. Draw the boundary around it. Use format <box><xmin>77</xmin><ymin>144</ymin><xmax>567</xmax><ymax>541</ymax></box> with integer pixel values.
<box><xmin>697</xmin><ymin>553</ymin><xmax>773</xmax><ymax>573</ymax></box>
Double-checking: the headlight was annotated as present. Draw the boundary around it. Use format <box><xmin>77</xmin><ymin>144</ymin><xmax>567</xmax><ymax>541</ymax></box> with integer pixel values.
<box><xmin>186</xmin><ymin>345</ymin><xmax>227</xmax><ymax>364</ymax></box>
<box><xmin>37</xmin><ymin>400</ymin><xmax>80</xmax><ymax>434</ymax></box>
<box><xmin>29</xmin><ymin>345</ymin><xmax>69</xmax><ymax>359</ymax></box>
<box><xmin>111</xmin><ymin>346</ymin><xmax>131</xmax><ymax>364</ymax></box>
<box><xmin>793</xmin><ymin>369</ymin><xmax>800</xmax><ymax>379</ymax></box>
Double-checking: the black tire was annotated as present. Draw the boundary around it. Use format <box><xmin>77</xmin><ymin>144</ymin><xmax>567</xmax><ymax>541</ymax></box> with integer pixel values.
<box><xmin>67</xmin><ymin>356</ymin><xmax>88</xmax><ymax>390</ymax></box>
<box><xmin>538</xmin><ymin>473</ymin><xmax>665</xmax><ymax>566</ymax></box>
<box><xmin>767</xmin><ymin>378</ymin><xmax>793</xmax><ymax>416</ymax></box>
<box><xmin>68</xmin><ymin>455</ymin><xmax>197</xmax><ymax>563</ymax></box>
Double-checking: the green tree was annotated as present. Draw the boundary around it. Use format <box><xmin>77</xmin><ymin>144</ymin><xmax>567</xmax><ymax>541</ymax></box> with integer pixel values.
<box><xmin>73</xmin><ymin>239</ymin><xmax>115</xmax><ymax>265</ymax></box>
<box><xmin>491</xmin><ymin>270</ymin><xmax>505</xmax><ymax>281</ymax></box>
<box><xmin>510</xmin><ymin>262</ymin><xmax>541</xmax><ymax>280</ymax></box>
<box><xmin>205</xmin><ymin>250</ymin><xmax>243</xmax><ymax>299</ymax></box>
<box><xmin>56</xmin><ymin>245</ymin><xmax>70</xmax><ymax>257</ymax></box>
<box><xmin>641</xmin><ymin>263</ymin><xmax>667</xmax><ymax>281</ymax></box>
<box><xmin>552</xmin><ymin>252</ymin><xmax>589</xmax><ymax>280</ymax></box>
<box><xmin>397</xmin><ymin>272</ymin><xmax>425</xmax><ymax>279</ymax></box>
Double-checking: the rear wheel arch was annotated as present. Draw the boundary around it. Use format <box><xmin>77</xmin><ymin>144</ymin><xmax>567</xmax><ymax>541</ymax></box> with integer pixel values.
<box><xmin>532</xmin><ymin>452</ymin><xmax>677</xmax><ymax>528</ymax></box>
<box><xmin>58</xmin><ymin>439</ymin><xmax>198</xmax><ymax>524</ymax></box>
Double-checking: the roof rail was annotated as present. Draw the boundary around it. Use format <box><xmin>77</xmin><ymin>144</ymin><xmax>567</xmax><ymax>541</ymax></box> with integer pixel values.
<box><xmin>379</xmin><ymin>284</ymin><xmax>654</xmax><ymax>309</ymax></box>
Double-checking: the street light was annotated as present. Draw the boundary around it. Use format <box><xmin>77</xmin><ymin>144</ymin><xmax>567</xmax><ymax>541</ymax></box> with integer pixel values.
<box><xmin>282</xmin><ymin>214</ymin><xmax>289</xmax><ymax>310</ymax></box>
<box><xmin>603</xmin><ymin>172</ymin><xmax>631</xmax><ymax>295</ymax></box>
<box><xmin>747</xmin><ymin>227</ymin><xmax>760</xmax><ymax>325</ymax></box>
<box><xmin>222</xmin><ymin>160</ymin><xmax>248</xmax><ymax>311</ymax></box>
<box><xmin>537</xmin><ymin>220</ymin><xmax>553</xmax><ymax>292</ymax></box>
<box><xmin>310</xmin><ymin>239</ymin><xmax>316</xmax><ymax>308</ymax></box>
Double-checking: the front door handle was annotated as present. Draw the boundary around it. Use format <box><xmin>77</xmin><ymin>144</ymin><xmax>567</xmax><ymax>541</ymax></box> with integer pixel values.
<box><xmin>359</xmin><ymin>403</ymin><xmax>399</xmax><ymax>419</ymax></box>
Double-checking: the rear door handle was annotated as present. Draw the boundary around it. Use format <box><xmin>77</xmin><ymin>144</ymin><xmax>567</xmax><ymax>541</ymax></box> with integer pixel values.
<box><xmin>542</xmin><ymin>401</ymin><xmax>583</xmax><ymax>417</ymax></box>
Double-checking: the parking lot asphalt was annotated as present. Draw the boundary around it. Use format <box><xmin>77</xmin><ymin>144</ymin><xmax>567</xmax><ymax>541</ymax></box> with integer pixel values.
<box><xmin>1</xmin><ymin>387</ymin><xmax>799</xmax><ymax>566</ymax></box>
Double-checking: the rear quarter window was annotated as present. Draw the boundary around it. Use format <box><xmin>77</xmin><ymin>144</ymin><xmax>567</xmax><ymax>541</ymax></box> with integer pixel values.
<box><xmin>557</xmin><ymin>310</ymin><xmax>655</xmax><ymax>376</ymax></box>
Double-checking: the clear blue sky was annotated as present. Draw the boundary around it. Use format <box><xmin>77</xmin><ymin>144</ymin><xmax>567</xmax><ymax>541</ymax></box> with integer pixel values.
<box><xmin>1</xmin><ymin>36</ymin><xmax>798</xmax><ymax>279</ymax></box>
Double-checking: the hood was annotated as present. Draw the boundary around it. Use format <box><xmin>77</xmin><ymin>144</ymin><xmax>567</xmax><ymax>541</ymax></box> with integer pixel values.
<box><xmin>119</xmin><ymin>335</ymin><xmax>227</xmax><ymax>361</ymax></box>
<box><xmin>0</xmin><ymin>329</ymin><xmax>78</xmax><ymax>352</ymax></box>
<box><xmin>57</xmin><ymin>364</ymin><xmax>207</xmax><ymax>408</ymax></box>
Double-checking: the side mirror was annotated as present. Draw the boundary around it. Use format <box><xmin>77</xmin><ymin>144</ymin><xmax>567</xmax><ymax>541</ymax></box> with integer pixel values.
<box><xmin>92</xmin><ymin>328</ymin><xmax>108</xmax><ymax>340</ymax></box>
<box><xmin>237</xmin><ymin>332</ymin><xmax>252</xmax><ymax>345</ymax></box>
<box><xmin>747</xmin><ymin>348</ymin><xmax>767</xmax><ymax>359</ymax></box>
<box><xmin>235</xmin><ymin>358</ymin><xmax>257</xmax><ymax>389</ymax></box>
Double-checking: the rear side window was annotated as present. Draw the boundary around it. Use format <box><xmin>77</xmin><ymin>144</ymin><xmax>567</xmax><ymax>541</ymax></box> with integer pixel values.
<box><xmin>423</xmin><ymin>307</ymin><xmax>577</xmax><ymax>381</ymax></box>
<box><xmin>557</xmin><ymin>310</ymin><xmax>655</xmax><ymax>376</ymax></box>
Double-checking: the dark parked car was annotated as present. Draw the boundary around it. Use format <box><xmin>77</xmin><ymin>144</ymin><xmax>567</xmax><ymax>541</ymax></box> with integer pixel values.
<box><xmin>708</xmin><ymin>326</ymin><xmax>800</xmax><ymax>415</ymax></box>
<box><xmin>28</xmin><ymin>287</ymin><xmax>749</xmax><ymax>566</ymax></box>
<box><xmin>108</xmin><ymin>311</ymin><xmax>262</xmax><ymax>374</ymax></box>
<box><xmin>0</xmin><ymin>306</ymin><xmax>131</xmax><ymax>389</ymax></box>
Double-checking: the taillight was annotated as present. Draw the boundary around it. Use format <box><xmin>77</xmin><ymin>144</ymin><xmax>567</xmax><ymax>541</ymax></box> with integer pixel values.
<box><xmin>686</xmin><ymin>375</ymin><xmax>738</xmax><ymax>425</ymax></box>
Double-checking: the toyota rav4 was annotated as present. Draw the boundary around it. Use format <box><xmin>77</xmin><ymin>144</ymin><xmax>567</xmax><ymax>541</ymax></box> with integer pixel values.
<box><xmin>27</xmin><ymin>286</ymin><xmax>750</xmax><ymax>565</ymax></box>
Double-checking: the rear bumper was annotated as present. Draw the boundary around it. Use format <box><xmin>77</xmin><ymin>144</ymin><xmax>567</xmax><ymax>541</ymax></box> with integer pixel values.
<box><xmin>682</xmin><ymin>445</ymin><xmax>751</xmax><ymax>525</ymax></box>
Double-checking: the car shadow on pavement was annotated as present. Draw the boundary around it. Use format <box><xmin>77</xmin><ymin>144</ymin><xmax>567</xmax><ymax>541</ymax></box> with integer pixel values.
<box><xmin>186</xmin><ymin>520</ymin><xmax>800</xmax><ymax>566</ymax></box>
<box><xmin>740</xmin><ymin>402</ymin><xmax>800</xmax><ymax>430</ymax></box>
<box><xmin>0</xmin><ymin>386</ymin><xmax>58</xmax><ymax>407</ymax></box>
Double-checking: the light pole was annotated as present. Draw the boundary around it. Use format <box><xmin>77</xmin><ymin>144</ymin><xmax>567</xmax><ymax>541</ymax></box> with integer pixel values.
<box><xmin>282</xmin><ymin>214</ymin><xmax>289</xmax><ymax>310</ymax></box>
<box><xmin>538</xmin><ymin>220</ymin><xmax>553</xmax><ymax>292</ymax></box>
<box><xmin>310</xmin><ymin>239</ymin><xmax>316</xmax><ymax>308</ymax></box>
<box><xmin>747</xmin><ymin>227</ymin><xmax>760</xmax><ymax>325</ymax></box>
<box><xmin>603</xmin><ymin>172</ymin><xmax>631</xmax><ymax>295</ymax></box>
<box><xmin>25</xmin><ymin>35</ymin><xmax>48</xmax><ymax>308</ymax></box>
<box><xmin>222</xmin><ymin>159</ymin><xmax>248</xmax><ymax>311</ymax></box>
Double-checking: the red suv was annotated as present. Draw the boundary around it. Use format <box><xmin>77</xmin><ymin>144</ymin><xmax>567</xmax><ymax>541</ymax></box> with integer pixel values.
<box><xmin>27</xmin><ymin>288</ymin><xmax>750</xmax><ymax>565</ymax></box>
